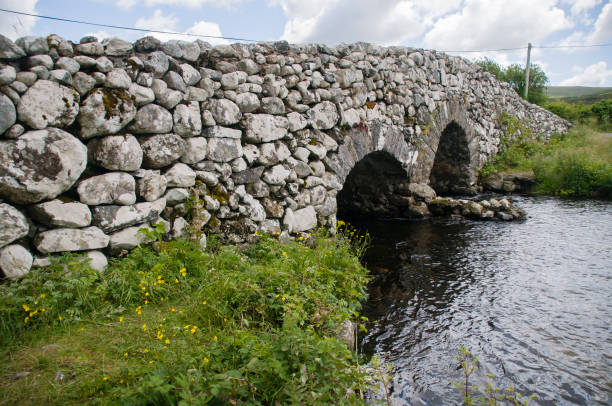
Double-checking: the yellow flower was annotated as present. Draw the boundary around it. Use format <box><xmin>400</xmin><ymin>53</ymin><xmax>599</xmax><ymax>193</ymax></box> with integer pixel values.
<box><xmin>202</xmin><ymin>300</ymin><xmax>207</xmax><ymax>305</ymax></box>
<box><xmin>203</xmin><ymin>357</ymin><xmax>209</xmax><ymax>363</ymax></box>
<box><xmin>24</xmin><ymin>317</ymin><xmax>29</xmax><ymax>323</ymax></box>
<box><xmin>145</xmin><ymin>292</ymin><xmax>149</xmax><ymax>296</ymax></box>
<box><xmin>39</xmin><ymin>293</ymin><xmax>45</xmax><ymax>298</ymax></box>
<box><xmin>22</xmin><ymin>304</ymin><xmax>30</xmax><ymax>312</ymax></box>
<box><xmin>171</xmin><ymin>307</ymin><xmax>176</xmax><ymax>312</ymax></box>
<box><xmin>281</xmin><ymin>297</ymin><xmax>286</xmax><ymax>302</ymax></box>
<box><xmin>190</xmin><ymin>326</ymin><xmax>197</xmax><ymax>334</ymax></box>
<box><xmin>164</xmin><ymin>339</ymin><xmax>170</xmax><ymax>344</ymax></box>
<box><xmin>119</xmin><ymin>316</ymin><xmax>124</xmax><ymax>322</ymax></box>
<box><xmin>144</xmin><ymin>349</ymin><xmax>149</xmax><ymax>353</ymax></box>
<box><xmin>142</xmin><ymin>323</ymin><xmax>147</xmax><ymax>331</ymax></box>
<box><xmin>149</xmin><ymin>360</ymin><xmax>153</xmax><ymax>364</ymax></box>
<box><xmin>103</xmin><ymin>377</ymin><xmax>108</xmax><ymax>381</ymax></box>
<box><xmin>213</xmin><ymin>336</ymin><xmax>218</xmax><ymax>342</ymax></box>
<box><xmin>124</xmin><ymin>352</ymin><xmax>128</xmax><ymax>357</ymax></box>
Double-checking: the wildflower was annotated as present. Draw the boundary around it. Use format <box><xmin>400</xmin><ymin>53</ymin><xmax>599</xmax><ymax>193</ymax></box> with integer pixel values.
<box><xmin>213</xmin><ymin>336</ymin><xmax>218</xmax><ymax>342</ymax></box>
<box><xmin>190</xmin><ymin>326</ymin><xmax>197</xmax><ymax>334</ymax></box>
<box><xmin>145</xmin><ymin>292</ymin><xmax>149</xmax><ymax>297</ymax></box>
<box><xmin>202</xmin><ymin>300</ymin><xmax>207</xmax><ymax>305</ymax></box>
<box><xmin>174</xmin><ymin>278</ymin><xmax>179</xmax><ymax>283</ymax></box>
<box><xmin>164</xmin><ymin>339</ymin><xmax>170</xmax><ymax>344</ymax></box>
<box><xmin>184</xmin><ymin>325</ymin><xmax>190</xmax><ymax>329</ymax></box>
<box><xmin>281</xmin><ymin>297</ymin><xmax>286</xmax><ymax>302</ymax></box>
<box><xmin>22</xmin><ymin>304</ymin><xmax>30</xmax><ymax>312</ymax></box>
<box><xmin>119</xmin><ymin>316</ymin><xmax>124</xmax><ymax>322</ymax></box>
<box><xmin>282</xmin><ymin>252</ymin><xmax>287</xmax><ymax>257</ymax></box>
<box><xmin>39</xmin><ymin>293</ymin><xmax>45</xmax><ymax>298</ymax></box>
<box><xmin>24</xmin><ymin>317</ymin><xmax>29</xmax><ymax>323</ymax></box>
<box><xmin>144</xmin><ymin>349</ymin><xmax>149</xmax><ymax>353</ymax></box>
<box><xmin>103</xmin><ymin>377</ymin><xmax>108</xmax><ymax>381</ymax></box>
<box><xmin>203</xmin><ymin>357</ymin><xmax>209</xmax><ymax>363</ymax></box>
<box><xmin>144</xmin><ymin>300</ymin><xmax>148</xmax><ymax>305</ymax></box>
<box><xmin>142</xmin><ymin>323</ymin><xmax>147</xmax><ymax>331</ymax></box>
<box><xmin>58</xmin><ymin>316</ymin><xmax>62</xmax><ymax>321</ymax></box>
<box><xmin>124</xmin><ymin>352</ymin><xmax>128</xmax><ymax>357</ymax></box>
<box><xmin>149</xmin><ymin>360</ymin><xmax>153</xmax><ymax>364</ymax></box>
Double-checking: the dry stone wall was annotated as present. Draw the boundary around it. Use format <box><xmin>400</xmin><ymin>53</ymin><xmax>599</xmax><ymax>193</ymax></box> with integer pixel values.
<box><xmin>0</xmin><ymin>34</ymin><xmax>569</xmax><ymax>278</ymax></box>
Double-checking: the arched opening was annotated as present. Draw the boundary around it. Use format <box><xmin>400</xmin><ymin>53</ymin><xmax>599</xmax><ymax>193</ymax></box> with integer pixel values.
<box><xmin>429</xmin><ymin>121</ymin><xmax>472</xmax><ymax>195</ymax></box>
<box><xmin>337</xmin><ymin>151</ymin><xmax>412</xmax><ymax>219</ymax></box>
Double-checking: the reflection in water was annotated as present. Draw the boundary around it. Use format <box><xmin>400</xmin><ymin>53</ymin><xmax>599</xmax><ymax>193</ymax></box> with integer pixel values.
<box><xmin>350</xmin><ymin>197</ymin><xmax>612</xmax><ymax>405</ymax></box>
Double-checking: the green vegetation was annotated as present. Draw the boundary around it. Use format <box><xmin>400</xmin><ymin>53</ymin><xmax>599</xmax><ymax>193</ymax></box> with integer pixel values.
<box><xmin>481</xmin><ymin>114</ymin><xmax>612</xmax><ymax>197</ymax></box>
<box><xmin>543</xmin><ymin>99</ymin><xmax>612</xmax><ymax>131</ymax></box>
<box><xmin>0</xmin><ymin>224</ymin><xmax>375</xmax><ymax>405</ymax></box>
<box><xmin>476</xmin><ymin>58</ymin><xmax>548</xmax><ymax>105</ymax></box>
<box><xmin>453</xmin><ymin>346</ymin><xmax>537</xmax><ymax>406</ymax></box>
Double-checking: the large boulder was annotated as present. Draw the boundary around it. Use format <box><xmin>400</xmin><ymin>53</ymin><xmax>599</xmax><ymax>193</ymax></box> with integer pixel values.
<box><xmin>0</xmin><ymin>203</ymin><xmax>29</xmax><ymax>248</ymax></box>
<box><xmin>242</xmin><ymin>114</ymin><xmax>288</xmax><ymax>143</ymax></box>
<box><xmin>140</xmin><ymin>133</ymin><xmax>186</xmax><ymax>168</ymax></box>
<box><xmin>137</xmin><ymin>171</ymin><xmax>167</xmax><ymax>201</ymax></box>
<box><xmin>17</xmin><ymin>80</ymin><xmax>80</xmax><ymax>129</ymax></box>
<box><xmin>77</xmin><ymin>172</ymin><xmax>136</xmax><ymax>206</ymax></box>
<box><xmin>0</xmin><ymin>245</ymin><xmax>33</xmax><ymax>279</ymax></box>
<box><xmin>92</xmin><ymin>198</ymin><xmax>166</xmax><ymax>232</ymax></box>
<box><xmin>164</xmin><ymin>163</ymin><xmax>196</xmax><ymax>187</ymax></box>
<box><xmin>0</xmin><ymin>34</ymin><xmax>26</xmax><ymax>59</ymax></box>
<box><xmin>87</xmin><ymin>134</ymin><xmax>143</xmax><ymax>171</ymax></box>
<box><xmin>207</xmin><ymin>137</ymin><xmax>243</xmax><ymax>162</ymax></box>
<box><xmin>0</xmin><ymin>128</ymin><xmax>87</xmax><ymax>204</ymax></box>
<box><xmin>0</xmin><ymin>94</ymin><xmax>16</xmax><ymax>135</ymax></box>
<box><xmin>34</xmin><ymin>227</ymin><xmax>110</xmax><ymax>253</ymax></box>
<box><xmin>29</xmin><ymin>199</ymin><xmax>92</xmax><ymax>228</ymax></box>
<box><xmin>128</xmin><ymin>104</ymin><xmax>173</xmax><ymax>134</ymax></box>
<box><xmin>77</xmin><ymin>88</ymin><xmax>137</xmax><ymax>139</ymax></box>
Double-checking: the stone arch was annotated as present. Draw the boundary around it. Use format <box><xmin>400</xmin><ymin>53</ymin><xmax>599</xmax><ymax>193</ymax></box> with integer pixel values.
<box><xmin>410</xmin><ymin>98</ymin><xmax>480</xmax><ymax>194</ymax></box>
<box><xmin>429</xmin><ymin>121</ymin><xmax>472</xmax><ymax>194</ymax></box>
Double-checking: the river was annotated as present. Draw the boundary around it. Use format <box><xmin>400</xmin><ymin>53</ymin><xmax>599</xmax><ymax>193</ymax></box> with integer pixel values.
<box><xmin>350</xmin><ymin>196</ymin><xmax>611</xmax><ymax>405</ymax></box>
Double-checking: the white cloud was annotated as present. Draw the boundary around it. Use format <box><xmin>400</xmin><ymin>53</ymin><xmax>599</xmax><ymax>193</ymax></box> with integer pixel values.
<box><xmin>560</xmin><ymin>61</ymin><xmax>612</xmax><ymax>86</ymax></box>
<box><xmin>587</xmin><ymin>1</ymin><xmax>612</xmax><ymax>43</ymax></box>
<box><xmin>114</xmin><ymin>0</ymin><xmax>244</xmax><ymax>9</ymax></box>
<box><xmin>424</xmin><ymin>0</ymin><xmax>571</xmax><ymax>51</ymax></box>
<box><xmin>0</xmin><ymin>0</ymin><xmax>39</xmax><ymax>40</ymax></box>
<box><xmin>562</xmin><ymin>0</ymin><xmax>603</xmax><ymax>16</ymax></box>
<box><xmin>134</xmin><ymin>9</ymin><xmax>228</xmax><ymax>45</ymax></box>
<box><xmin>273</xmin><ymin>0</ymin><xmax>461</xmax><ymax>45</ymax></box>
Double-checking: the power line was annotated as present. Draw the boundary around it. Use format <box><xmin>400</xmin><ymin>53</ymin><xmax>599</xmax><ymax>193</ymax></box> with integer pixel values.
<box><xmin>1</xmin><ymin>7</ymin><xmax>612</xmax><ymax>52</ymax></box>
<box><xmin>0</xmin><ymin>7</ymin><xmax>258</xmax><ymax>43</ymax></box>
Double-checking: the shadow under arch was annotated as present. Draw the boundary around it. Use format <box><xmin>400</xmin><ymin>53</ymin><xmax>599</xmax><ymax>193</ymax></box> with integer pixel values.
<box><xmin>429</xmin><ymin>121</ymin><xmax>473</xmax><ymax>195</ymax></box>
<box><xmin>337</xmin><ymin>150</ymin><xmax>411</xmax><ymax>219</ymax></box>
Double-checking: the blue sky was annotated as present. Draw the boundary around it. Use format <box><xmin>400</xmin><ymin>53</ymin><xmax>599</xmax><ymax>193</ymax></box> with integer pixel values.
<box><xmin>1</xmin><ymin>0</ymin><xmax>611</xmax><ymax>86</ymax></box>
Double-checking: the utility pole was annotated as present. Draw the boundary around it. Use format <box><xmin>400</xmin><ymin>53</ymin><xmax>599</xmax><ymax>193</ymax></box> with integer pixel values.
<box><xmin>524</xmin><ymin>42</ymin><xmax>532</xmax><ymax>100</ymax></box>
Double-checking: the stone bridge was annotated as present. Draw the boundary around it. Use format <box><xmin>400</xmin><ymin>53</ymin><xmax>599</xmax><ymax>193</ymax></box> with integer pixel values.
<box><xmin>0</xmin><ymin>34</ymin><xmax>569</xmax><ymax>278</ymax></box>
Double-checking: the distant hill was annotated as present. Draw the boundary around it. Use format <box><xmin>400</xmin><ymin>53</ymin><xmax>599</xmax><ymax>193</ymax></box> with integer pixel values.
<box><xmin>546</xmin><ymin>86</ymin><xmax>612</xmax><ymax>104</ymax></box>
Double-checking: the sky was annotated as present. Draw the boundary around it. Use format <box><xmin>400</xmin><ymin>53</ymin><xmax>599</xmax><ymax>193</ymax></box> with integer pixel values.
<box><xmin>0</xmin><ymin>0</ymin><xmax>611</xmax><ymax>86</ymax></box>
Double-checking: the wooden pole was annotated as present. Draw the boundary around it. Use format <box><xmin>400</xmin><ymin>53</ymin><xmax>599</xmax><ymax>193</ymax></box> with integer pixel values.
<box><xmin>524</xmin><ymin>42</ymin><xmax>532</xmax><ymax>100</ymax></box>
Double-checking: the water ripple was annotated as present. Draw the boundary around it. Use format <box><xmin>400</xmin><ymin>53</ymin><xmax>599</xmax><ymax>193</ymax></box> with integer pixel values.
<box><xmin>357</xmin><ymin>196</ymin><xmax>612</xmax><ymax>405</ymax></box>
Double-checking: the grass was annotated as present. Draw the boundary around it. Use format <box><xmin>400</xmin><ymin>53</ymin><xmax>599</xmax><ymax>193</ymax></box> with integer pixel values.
<box><xmin>481</xmin><ymin>115</ymin><xmax>612</xmax><ymax>197</ymax></box>
<box><xmin>0</xmin><ymin>225</ymin><xmax>374</xmax><ymax>405</ymax></box>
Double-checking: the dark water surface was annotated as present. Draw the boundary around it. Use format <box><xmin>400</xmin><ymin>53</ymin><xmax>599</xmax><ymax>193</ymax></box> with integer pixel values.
<box><xmin>353</xmin><ymin>196</ymin><xmax>611</xmax><ymax>405</ymax></box>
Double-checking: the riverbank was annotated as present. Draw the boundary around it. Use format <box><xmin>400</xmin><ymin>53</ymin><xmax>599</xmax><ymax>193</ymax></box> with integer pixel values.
<box><xmin>480</xmin><ymin>122</ymin><xmax>612</xmax><ymax>197</ymax></box>
<box><xmin>0</xmin><ymin>229</ymin><xmax>371</xmax><ymax>405</ymax></box>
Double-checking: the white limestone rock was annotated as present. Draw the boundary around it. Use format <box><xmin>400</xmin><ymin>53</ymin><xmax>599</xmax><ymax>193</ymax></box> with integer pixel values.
<box><xmin>140</xmin><ymin>133</ymin><xmax>186</xmax><ymax>168</ymax></box>
<box><xmin>283</xmin><ymin>206</ymin><xmax>317</xmax><ymax>233</ymax></box>
<box><xmin>164</xmin><ymin>188</ymin><xmax>190</xmax><ymax>205</ymax></box>
<box><xmin>0</xmin><ymin>34</ymin><xmax>26</xmax><ymax>59</ymax></box>
<box><xmin>0</xmin><ymin>93</ymin><xmax>16</xmax><ymax>135</ymax></box>
<box><xmin>73</xmin><ymin>72</ymin><xmax>96</xmax><ymax>96</ymax></box>
<box><xmin>91</xmin><ymin>198</ymin><xmax>166</xmax><ymax>232</ymax></box>
<box><xmin>173</xmin><ymin>102</ymin><xmax>202</xmax><ymax>137</ymax></box>
<box><xmin>0</xmin><ymin>203</ymin><xmax>29</xmax><ymax>248</ymax></box>
<box><xmin>128</xmin><ymin>83</ymin><xmax>155</xmax><ymax>106</ymax></box>
<box><xmin>0</xmin><ymin>128</ymin><xmax>87</xmax><ymax>204</ymax></box>
<box><xmin>207</xmin><ymin>137</ymin><xmax>243</xmax><ymax>162</ymax></box>
<box><xmin>84</xmin><ymin>250</ymin><xmax>108</xmax><ymax>272</ymax></box>
<box><xmin>205</xmin><ymin>99</ymin><xmax>241</xmax><ymax>125</ymax></box>
<box><xmin>78</xmin><ymin>172</ymin><xmax>136</xmax><ymax>206</ymax></box>
<box><xmin>242</xmin><ymin>113</ymin><xmax>288</xmax><ymax>143</ymax></box>
<box><xmin>34</xmin><ymin>226</ymin><xmax>110</xmax><ymax>253</ymax></box>
<box><xmin>180</xmin><ymin>63</ymin><xmax>201</xmax><ymax>86</ymax></box>
<box><xmin>128</xmin><ymin>104</ymin><xmax>173</xmax><ymax>134</ymax></box>
<box><xmin>0</xmin><ymin>245</ymin><xmax>33</xmax><ymax>279</ymax></box>
<box><xmin>137</xmin><ymin>171</ymin><xmax>168</xmax><ymax>201</ymax></box>
<box><xmin>0</xmin><ymin>65</ymin><xmax>16</xmax><ymax>85</ymax></box>
<box><xmin>109</xmin><ymin>224</ymin><xmax>153</xmax><ymax>254</ymax></box>
<box><xmin>205</xmin><ymin>126</ymin><xmax>241</xmax><ymax>139</ymax></box>
<box><xmin>164</xmin><ymin>163</ymin><xmax>196</xmax><ymax>187</ymax></box>
<box><xmin>29</xmin><ymin>199</ymin><xmax>92</xmax><ymax>228</ymax></box>
<box><xmin>236</xmin><ymin>92</ymin><xmax>260</xmax><ymax>113</ymax></box>
<box><xmin>77</xmin><ymin>88</ymin><xmax>137</xmax><ymax>139</ymax></box>
<box><xmin>307</xmin><ymin>101</ymin><xmax>338</xmax><ymax>130</ymax></box>
<box><xmin>17</xmin><ymin>80</ymin><xmax>79</xmax><ymax>130</ymax></box>
<box><xmin>180</xmin><ymin>137</ymin><xmax>207</xmax><ymax>164</ymax></box>
<box><xmin>88</xmin><ymin>134</ymin><xmax>143</xmax><ymax>171</ymax></box>
<box><xmin>103</xmin><ymin>37</ymin><xmax>133</xmax><ymax>56</ymax></box>
<box><xmin>262</xmin><ymin>164</ymin><xmax>291</xmax><ymax>185</ymax></box>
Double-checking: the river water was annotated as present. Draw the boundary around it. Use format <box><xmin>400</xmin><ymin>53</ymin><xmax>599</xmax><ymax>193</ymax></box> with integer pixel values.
<box><xmin>352</xmin><ymin>196</ymin><xmax>611</xmax><ymax>405</ymax></box>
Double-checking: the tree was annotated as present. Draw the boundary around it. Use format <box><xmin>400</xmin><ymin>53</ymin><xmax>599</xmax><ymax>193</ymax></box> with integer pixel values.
<box><xmin>475</xmin><ymin>58</ymin><xmax>549</xmax><ymax>105</ymax></box>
